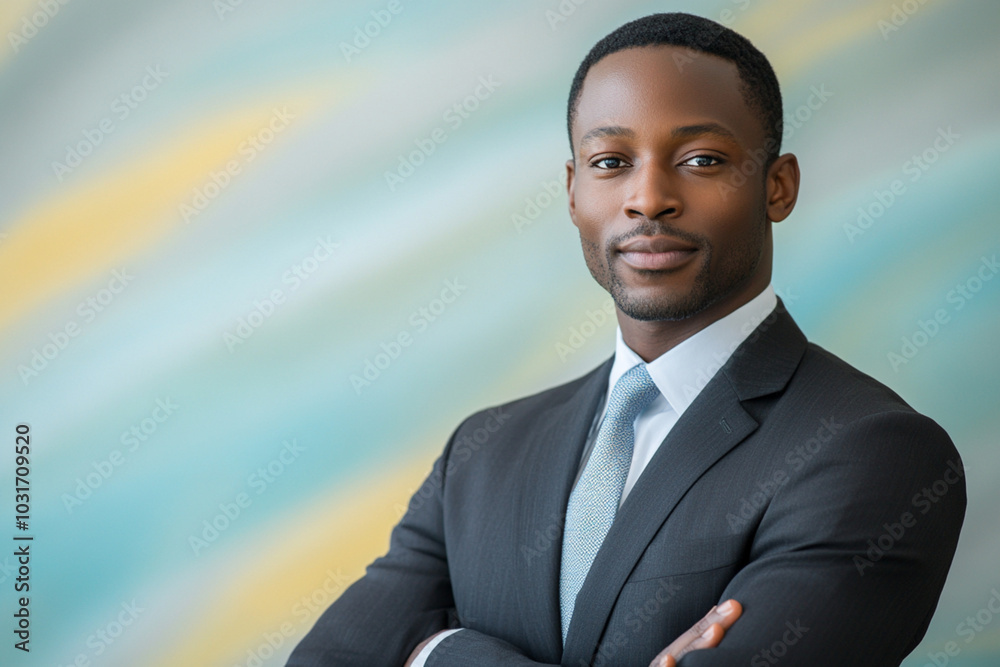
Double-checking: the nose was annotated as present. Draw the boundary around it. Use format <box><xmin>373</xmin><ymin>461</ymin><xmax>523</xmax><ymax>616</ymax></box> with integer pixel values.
<box><xmin>623</xmin><ymin>159</ymin><xmax>682</xmax><ymax>221</ymax></box>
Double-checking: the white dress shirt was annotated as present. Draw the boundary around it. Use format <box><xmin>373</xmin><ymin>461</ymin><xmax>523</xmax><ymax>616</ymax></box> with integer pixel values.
<box><xmin>411</xmin><ymin>284</ymin><xmax>778</xmax><ymax>665</ymax></box>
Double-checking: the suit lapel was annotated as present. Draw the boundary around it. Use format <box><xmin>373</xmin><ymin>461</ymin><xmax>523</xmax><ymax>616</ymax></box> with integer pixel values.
<box><xmin>512</xmin><ymin>355</ymin><xmax>614</xmax><ymax>662</ymax></box>
<box><xmin>561</xmin><ymin>300</ymin><xmax>808</xmax><ymax>665</ymax></box>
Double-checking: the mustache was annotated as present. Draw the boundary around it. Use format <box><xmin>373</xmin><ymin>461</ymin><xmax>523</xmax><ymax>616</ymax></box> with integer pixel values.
<box><xmin>609</xmin><ymin>222</ymin><xmax>707</xmax><ymax>251</ymax></box>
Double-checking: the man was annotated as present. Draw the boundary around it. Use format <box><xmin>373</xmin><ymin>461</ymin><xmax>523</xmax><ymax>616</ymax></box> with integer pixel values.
<box><xmin>288</xmin><ymin>12</ymin><xmax>965</xmax><ymax>666</ymax></box>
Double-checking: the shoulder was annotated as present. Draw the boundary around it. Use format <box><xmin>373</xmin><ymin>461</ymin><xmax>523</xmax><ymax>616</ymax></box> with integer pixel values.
<box><xmin>743</xmin><ymin>339</ymin><xmax>966</xmax><ymax>543</ymax></box>
<box><xmin>724</xmin><ymin>302</ymin><xmax>948</xmax><ymax>442</ymax></box>
<box><xmin>791</xmin><ymin>341</ymin><xmax>930</xmax><ymax>422</ymax></box>
<box><xmin>723</xmin><ymin>304</ymin><xmax>961</xmax><ymax>477</ymax></box>
<box><xmin>773</xmin><ymin>341</ymin><xmax>961</xmax><ymax>475</ymax></box>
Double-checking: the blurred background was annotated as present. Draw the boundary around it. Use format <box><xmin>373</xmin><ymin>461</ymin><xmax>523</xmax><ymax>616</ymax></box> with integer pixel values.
<box><xmin>1</xmin><ymin>0</ymin><xmax>998</xmax><ymax>665</ymax></box>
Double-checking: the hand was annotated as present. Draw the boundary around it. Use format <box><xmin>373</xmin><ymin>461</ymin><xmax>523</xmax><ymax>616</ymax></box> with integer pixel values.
<box><xmin>403</xmin><ymin>630</ymin><xmax>450</xmax><ymax>667</ymax></box>
<box><xmin>647</xmin><ymin>599</ymin><xmax>743</xmax><ymax>667</ymax></box>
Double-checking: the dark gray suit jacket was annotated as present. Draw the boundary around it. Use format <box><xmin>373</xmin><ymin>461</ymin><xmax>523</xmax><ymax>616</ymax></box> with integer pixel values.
<box><xmin>288</xmin><ymin>299</ymin><xmax>966</xmax><ymax>666</ymax></box>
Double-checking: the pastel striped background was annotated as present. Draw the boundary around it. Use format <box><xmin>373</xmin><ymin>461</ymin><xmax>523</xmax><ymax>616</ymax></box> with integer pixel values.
<box><xmin>1</xmin><ymin>1</ymin><xmax>998</xmax><ymax>665</ymax></box>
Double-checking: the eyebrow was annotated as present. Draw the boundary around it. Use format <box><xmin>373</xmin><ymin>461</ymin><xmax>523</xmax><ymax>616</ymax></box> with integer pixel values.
<box><xmin>670</xmin><ymin>123</ymin><xmax>738</xmax><ymax>142</ymax></box>
<box><xmin>578</xmin><ymin>122</ymin><xmax>738</xmax><ymax>150</ymax></box>
<box><xmin>579</xmin><ymin>125</ymin><xmax>636</xmax><ymax>147</ymax></box>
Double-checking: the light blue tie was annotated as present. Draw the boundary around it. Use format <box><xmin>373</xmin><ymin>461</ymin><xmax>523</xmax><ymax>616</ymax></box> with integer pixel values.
<box><xmin>559</xmin><ymin>363</ymin><xmax>660</xmax><ymax>643</ymax></box>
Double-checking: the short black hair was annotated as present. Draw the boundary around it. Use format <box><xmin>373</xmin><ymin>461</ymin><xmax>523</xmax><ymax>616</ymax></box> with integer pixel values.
<box><xmin>567</xmin><ymin>12</ymin><xmax>783</xmax><ymax>167</ymax></box>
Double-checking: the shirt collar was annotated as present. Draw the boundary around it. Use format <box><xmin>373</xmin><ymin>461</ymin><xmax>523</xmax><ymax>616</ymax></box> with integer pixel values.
<box><xmin>608</xmin><ymin>284</ymin><xmax>778</xmax><ymax>417</ymax></box>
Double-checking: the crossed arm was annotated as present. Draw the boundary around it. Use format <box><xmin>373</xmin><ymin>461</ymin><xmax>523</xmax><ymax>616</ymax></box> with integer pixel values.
<box><xmin>404</xmin><ymin>602</ymin><xmax>743</xmax><ymax>667</ymax></box>
<box><xmin>287</xmin><ymin>411</ymin><xmax>965</xmax><ymax>666</ymax></box>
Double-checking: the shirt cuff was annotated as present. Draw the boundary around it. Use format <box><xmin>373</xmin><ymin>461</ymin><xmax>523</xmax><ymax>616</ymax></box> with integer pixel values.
<box><xmin>410</xmin><ymin>628</ymin><xmax>462</xmax><ymax>666</ymax></box>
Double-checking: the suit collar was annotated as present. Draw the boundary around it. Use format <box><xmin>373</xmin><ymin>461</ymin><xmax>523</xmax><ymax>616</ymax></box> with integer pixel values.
<box><xmin>561</xmin><ymin>299</ymin><xmax>807</xmax><ymax>664</ymax></box>
<box><xmin>721</xmin><ymin>296</ymin><xmax>808</xmax><ymax>401</ymax></box>
<box><xmin>610</xmin><ymin>284</ymin><xmax>779</xmax><ymax>417</ymax></box>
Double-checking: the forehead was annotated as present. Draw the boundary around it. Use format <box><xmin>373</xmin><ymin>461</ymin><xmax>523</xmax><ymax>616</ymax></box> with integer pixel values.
<box><xmin>574</xmin><ymin>45</ymin><xmax>762</xmax><ymax>150</ymax></box>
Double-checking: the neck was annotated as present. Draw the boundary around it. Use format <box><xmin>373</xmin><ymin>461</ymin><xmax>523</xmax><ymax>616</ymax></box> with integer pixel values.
<box><xmin>618</xmin><ymin>280</ymin><xmax>768</xmax><ymax>362</ymax></box>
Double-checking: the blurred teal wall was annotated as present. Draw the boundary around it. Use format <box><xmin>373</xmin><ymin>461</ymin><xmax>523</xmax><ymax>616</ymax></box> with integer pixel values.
<box><xmin>1</xmin><ymin>0</ymin><xmax>997</xmax><ymax>665</ymax></box>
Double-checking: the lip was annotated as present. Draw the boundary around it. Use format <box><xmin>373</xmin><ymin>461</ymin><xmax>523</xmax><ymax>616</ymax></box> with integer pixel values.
<box><xmin>617</xmin><ymin>236</ymin><xmax>698</xmax><ymax>271</ymax></box>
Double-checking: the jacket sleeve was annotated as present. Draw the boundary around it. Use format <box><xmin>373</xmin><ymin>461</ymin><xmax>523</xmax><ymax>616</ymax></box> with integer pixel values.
<box><xmin>679</xmin><ymin>411</ymin><xmax>966</xmax><ymax>667</ymax></box>
<box><xmin>425</xmin><ymin>629</ymin><xmax>560</xmax><ymax>666</ymax></box>
<box><xmin>286</xmin><ymin>428</ymin><xmax>460</xmax><ymax>667</ymax></box>
<box><xmin>286</xmin><ymin>414</ymin><xmax>566</xmax><ymax>667</ymax></box>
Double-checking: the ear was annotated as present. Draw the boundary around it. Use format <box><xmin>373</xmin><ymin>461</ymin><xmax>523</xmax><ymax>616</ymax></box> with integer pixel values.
<box><xmin>566</xmin><ymin>158</ymin><xmax>579</xmax><ymax>228</ymax></box>
<box><xmin>765</xmin><ymin>153</ymin><xmax>800</xmax><ymax>223</ymax></box>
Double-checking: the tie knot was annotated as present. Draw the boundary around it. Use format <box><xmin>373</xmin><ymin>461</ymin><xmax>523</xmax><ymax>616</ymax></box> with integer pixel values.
<box><xmin>607</xmin><ymin>363</ymin><xmax>659</xmax><ymax>422</ymax></box>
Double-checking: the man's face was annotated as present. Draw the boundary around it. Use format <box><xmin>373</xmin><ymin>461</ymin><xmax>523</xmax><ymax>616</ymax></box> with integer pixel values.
<box><xmin>568</xmin><ymin>45</ymin><xmax>774</xmax><ymax>322</ymax></box>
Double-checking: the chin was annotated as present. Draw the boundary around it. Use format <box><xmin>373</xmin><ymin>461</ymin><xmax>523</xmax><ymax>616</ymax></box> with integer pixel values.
<box><xmin>612</xmin><ymin>287</ymin><xmax>711</xmax><ymax>322</ymax></box>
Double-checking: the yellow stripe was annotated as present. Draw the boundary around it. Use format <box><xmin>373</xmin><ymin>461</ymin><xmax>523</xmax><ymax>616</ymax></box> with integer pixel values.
<box><xmin>149</xmin><ymin>454</ymin><xmax>436</xmax><ymax>667</ymax></box>
<box><xmin>0</xmin><ymin>102</ymin><xmax>314</xmax><ymax>333</ymax></box>
<box><xmin>738</xmin><ymin>0</ymin><xmax>944</xmax><ymax>79</ymax></box>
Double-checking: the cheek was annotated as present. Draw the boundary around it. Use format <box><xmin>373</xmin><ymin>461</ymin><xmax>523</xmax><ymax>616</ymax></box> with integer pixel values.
<box><xmin>691</xmin><ymin>207</ymin><xmax>757</xmax><ymax>262</ymax></box>
<box><xmin>720</xmin><ymin>170</ymin><xmax>768</xmax><ymax>209</ymax></box>
<box><xmin>574</xmin><ymin>179</ymin><xmax>618</xmax><ymax>216</ymax></box>
<box><xmin>573</xmin><ymin>188</ymin><xmax>617</xmax><ymax>238</ymax></box>
<box><xmin>688</xmin><ymin>177</ymin><xmax>765</xmax><ymax>233</ymax></box>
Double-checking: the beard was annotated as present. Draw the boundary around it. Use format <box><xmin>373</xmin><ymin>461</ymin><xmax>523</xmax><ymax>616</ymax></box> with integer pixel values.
<box><xmin>580</xmin><ymin>207</ymin><xmax>767</xmax><ymax>322</ymax></box>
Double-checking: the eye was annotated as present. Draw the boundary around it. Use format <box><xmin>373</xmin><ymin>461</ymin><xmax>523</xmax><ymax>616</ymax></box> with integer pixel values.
<box><xmin>591</xmin><ymin>156</ymin><xmax>628</xmax><ymax>170</ymax></box>
<box><xmin>682</xmin><ymin>154</ymin><xmax>723</xmax><ymax>167</ymax></box>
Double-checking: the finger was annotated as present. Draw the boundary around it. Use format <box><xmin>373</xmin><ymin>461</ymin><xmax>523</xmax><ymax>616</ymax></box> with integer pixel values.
<box><xmin>647</xmin><ymin>652</ymin><xmax>676</xmax><ymax>667</ymax></box>
<box><xmin>656</xmin><ymin>599</ymin><xmax>743</xmax><ymax>660</ymax></box>
<box><xmin>674</xmin><ymin>601</ymin><xmax>743</xmax><ymax>659</ymax></box>
<box><xmin>675</xmin><ymin>622</ymin><xmax>722</xmax><ymax>656</ymax></box>
<box><xmin>672</xmin><ymin>599</ymin><xmax>742</xmax><ymax>650</ymax></box>
<box><xmin>713</xmin><ymin>599</ymin><xmax>743</xmax><ymax>631</ymax></box>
